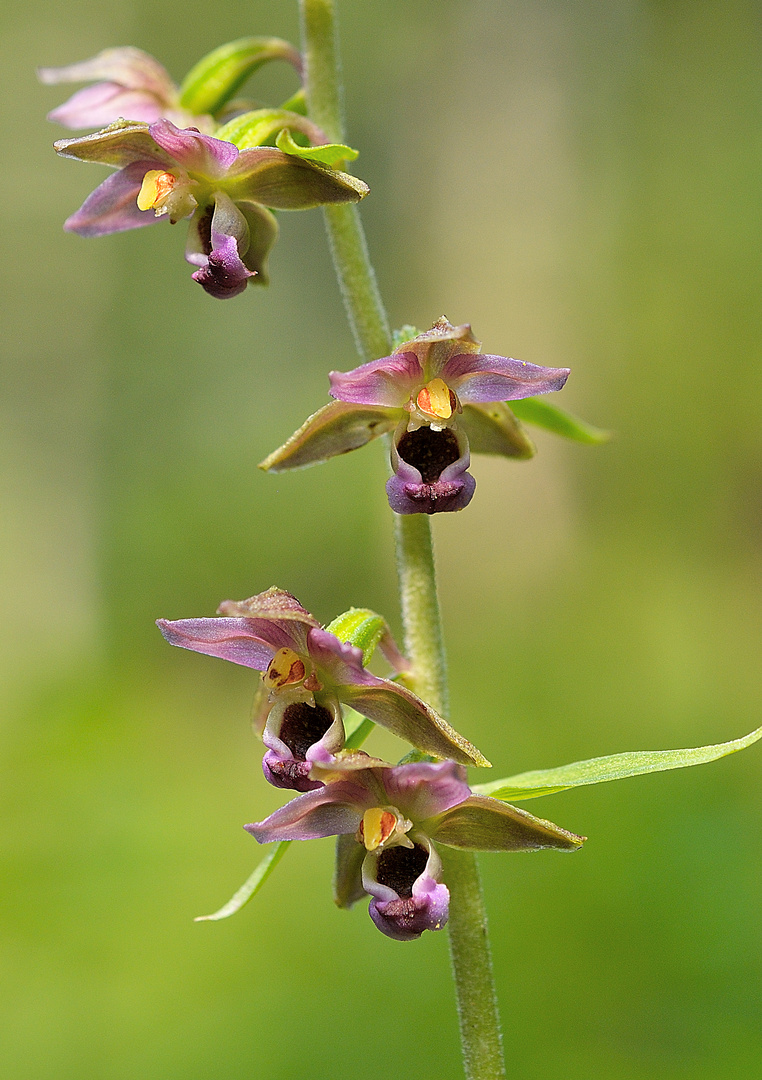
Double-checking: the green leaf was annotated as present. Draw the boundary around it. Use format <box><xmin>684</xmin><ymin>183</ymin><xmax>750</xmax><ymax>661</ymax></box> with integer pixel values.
<box><xmin>472</xmin><ymin>725</ymin><xmax>762</xmax><ymax>802</ymax></box>
<box><xmin>275</xmin><ymin>128</ymin><xmax>359</xmax><ymax>166</ymax></box>
<box><xmin>509</xmin><ymin>397</ymin><xmax>611</xmax><ymax>445</ymax></box>
<box><xmin>344</xmin><ymin>713</ymin><xmax>375</xmax><ymax>750</ymax></box>
<box><xmin>179</xmin><ymin>37</ymin><xmax>302</xmax><ymax>116</ymax></box>
<box><xmin>194</xmin><ymin>841</ymin><xmax>291</xmax><ymax>921</ymax></box>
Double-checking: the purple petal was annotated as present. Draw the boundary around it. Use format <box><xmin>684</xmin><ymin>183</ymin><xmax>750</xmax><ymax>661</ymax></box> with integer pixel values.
<box><xmin>306</xmin><ymin>628</ymin><xmax>369</xmax><ymax>686</ymax></box>
<box><xmin>442</xmin><ymin>353</ymin><xmax>570</xmax><ymax>403</ymax></box>
<box><xmin>156</xmin><ymin>617</ymin><xmax>280</xmax><ymax>670</ymax></box>
<box><xmin>190</xmin><ymin>191</ymin><xmax>255</xmax><ymax>298</ymax></box>
<box><xmin>47</xmin><ymin>84</ymin><xmax>166</xmax><ymax>129</ymax></box>
<box><xmin>329</xmin><ymin>352</ymin><xmax>422</xmax><ymax>408</ymax></box>
<box><xmin>261</xmin><ymin>696</ymin><xmax>344</xmax><ymax>793</ymax></box>
<box><xmin>245</xmin><ymin>779</ymin><xmax>372</xmax><ymax>843</ymax></box>
<box><xmin>386</xmin><ymin>422</ymin><xmax>475</xmax><ymax>516</ymax></box>
<box><xmin>365</xmin><ymin>839</ymin><xmax>449</xmax><ymax>941</ymax></box>
<box><xmin>380</xmin><ymin>761</ymin><xmax>471</xmax><ymax>820</ymax></box>
<box><xmin>64</xmin><ymin>160</ymin><xmax>163</xmax><ymax>236</ymax></box>
<box><xmin>192</xmin><ymin>234</ymin><xmax>255</xmax><ymax>298</ymax></box>
<box><xmin>39</xmin><ymin>47</ymin><xmax>177</xmax><ymax>99</ymax></box>
<box><xmin>149</xmin><ymin>119</ymin><xmax>239</xmax><ymax>178</ymax></box>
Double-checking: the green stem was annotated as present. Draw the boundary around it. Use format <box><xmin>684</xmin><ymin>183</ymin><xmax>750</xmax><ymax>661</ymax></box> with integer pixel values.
<box><xmin>299</xmin><ymin>0</ymin><xmax>391</xmax><ymax>362</ymax></box>
<box><xmin>299</xmin><ymin>3</ymin><xmax>505</xmax><ymax>1076</ymax></box>
<box><xmin>444</xmin><ymin>848</ymin><xmax>506</xmax><ymax>1080</ymax></box>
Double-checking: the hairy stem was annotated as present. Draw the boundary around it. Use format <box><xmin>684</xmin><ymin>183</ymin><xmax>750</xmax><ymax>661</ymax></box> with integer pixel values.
<box><xmin>300</xmin><ymin>3</ymin><xmax>505</xmax><ymax>1076</ymax></box>
<box><xmin>300</xmin><ymin>0</ymin><xmax>390</xmax><ymax>361</ymax></box>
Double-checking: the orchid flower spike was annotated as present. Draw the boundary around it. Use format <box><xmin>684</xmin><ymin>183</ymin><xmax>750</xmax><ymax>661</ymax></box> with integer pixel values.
<box><xmin>247</xmin><ymin>758</ymin><xmax>584</xmax><ymax>940</ymax></box>
<box><xmin>54</xmin><ymin>120</ymin><xmax>368</xmax><ymax>298</ymax></box>
<box><xmin>260</xmin><ymin>318</ymin><xmax>570</xmax><ymax>513</ymax></box>
<box><xmin>157</xmin><ymin>588</ymin><xmax>489</xmax><ymax>789</ymax></box>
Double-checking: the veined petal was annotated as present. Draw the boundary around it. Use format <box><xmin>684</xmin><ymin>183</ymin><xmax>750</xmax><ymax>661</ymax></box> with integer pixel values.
<box><xmin>339</xmin><ymin>680</ymin><xmax>491</xmax><ymax>767</ymax></box>
<box><xmin>39</xmin><ymin>47</ymin><xmax>177</xmax><ymax>99</ymax></box>
<box><xmin>54</xmin><ymin>121</ymin><xmax>171</xmax><ymax>168</ymax></box>
<box><xmin>225</xmin><ymin>148</ymin><xmax>368</xmax><ymax>208</ymax></box>
<box><xmin>149</xmin><ymin>118</ymin><xmax>239</xmax><ymax>177</ymax></box>
<box><xmin>216</xmin><ymin>587</ymin><xmax>319</xmax><ymax>653</ymax></box>
<box><xmin>47</xmin><ymin>84</ymin><xmax>167</xmax><ymax>129</ymax></box>
<box><xmin>459</xmin><ymin>402</ymin><xmax>535</xmax><ymax>459</ymax></box>
<box><xmin>329</xmin><ymin>352</ymin><xmax>422</xmax><ymax>408</ymax></box>
<box><xmin>258</xmin><ymin>400</ymin><xmax>398</xmax><ymax>472</ymax></box>
<box><xmin>156</xmin><ymin>617</ymin><xmax>280</xmax><ymax>670</ymax></box>
<box><xmin>379</xmin><ymin>761</ymin><xmax>471</xmax><ymax>820</ymax></box>
<box><xmin>64</xmin><ymin>160</ymin><xmax>163</xmax><ymax>236</ymax></box>
<box><xmin>427</xmin><ymin>795</ymin><xmax>585</xmax><ymax>852</ymax></box>
<box><xmin>245</xmin><ymin>779</ymin><xmax>371</xmax><ymax>843</ymax></box>
<box><xmin>442</xmin><ymin>353</ymin><xmax>570</xmax><ymax>403</ymax></box>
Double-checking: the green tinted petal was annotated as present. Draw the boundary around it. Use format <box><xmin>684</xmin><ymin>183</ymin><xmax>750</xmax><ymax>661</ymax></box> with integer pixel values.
<box><xmin>473</xmin><ymin>724</ymin><xmax>762</xmax><ymax>802</ymax></box>
<box><xmin>54</xmin><ymin>120</ymin><xmax>167</xmax><ymax>168</ymax></box>
<box><xmin>427</xmin><ymin>795</ymin><xmax>584</xmax><ymax>852</ymax></box>
<box><xmin>227</xmin><ymin>150</ymin><xmax>368</xmax><ymax>209</ymax></box>
<box><xmin>194</xmin><ymin>841</ymin><xmax>291</xmax><ymax>921</ymax></box>
<box><xmin>179</xmin><ymin>37</ymin><xmax>302</xmax><ymax>116</ymax></box>
<box><xmin>509</xmin><ymin>396</ymin><xmax>611</xmax><ymax>444</ymax></box>
<box><xmin>460</xmin><ymin>402</ymin><xmax>536</xmax><ymax>459</ymax></box>
<box><xmin>259</xmin><ymin>401</ymin><xmax>398</xmax><ymax>472</ymax></box>
<box><xmin>275</xmin><ymin>128</ymin><xmax>359</xmax><ymax>167</ymax></box>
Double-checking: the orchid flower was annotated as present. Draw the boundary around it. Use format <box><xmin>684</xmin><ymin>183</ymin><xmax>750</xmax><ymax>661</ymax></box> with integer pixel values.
<box><xmin>54</xmin><ymin>119</ymin><xmax>368</xmax><ymax>298</ymax></box>
<box><xmin>260</xmin><ymin>318</ymin><xmax>570</xmax><ymax>513</ymax></box>
<box><xmin>247</xmin><ymin>758</ymin><xmax>584</xmax><ymax>940</ymax></box>
<box><xmin>157</xmin><ymin>588</ymin><xmax>489</xmax><ymax>789</ymax></box>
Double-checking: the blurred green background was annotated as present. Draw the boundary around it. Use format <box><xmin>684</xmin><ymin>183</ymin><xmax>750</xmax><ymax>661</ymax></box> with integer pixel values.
<box><xmin>3</xmin><ymin>0</ymin><xmax>762</xmax><ymax>1076</ymax></box>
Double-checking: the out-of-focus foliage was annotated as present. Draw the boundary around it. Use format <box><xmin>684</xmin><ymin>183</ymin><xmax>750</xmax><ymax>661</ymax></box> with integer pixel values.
<box><xmin>3</xmin><ymin>1</ymin><xmax>762</xmax><ymax>1077</ymax></box>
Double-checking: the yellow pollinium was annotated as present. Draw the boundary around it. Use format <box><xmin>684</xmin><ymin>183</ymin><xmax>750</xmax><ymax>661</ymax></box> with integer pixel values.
<box><xmin>264</xmin><ymin>647</ymin><xmax>307</xmax><ymax>690</ymax></box>
<box><xmin>137</xmin><ymin>170</ymin><xmax>177</xmax><ymax>212</ymax></box>
<box><xmin>361</xmin><ymin>808</ymin><xmax>398</xmax><ymax>851</ymax></box>
<box><xmin>416</xmin><ymin>377</ymin><xmax>455</xmax><ymax>420</ymax></box>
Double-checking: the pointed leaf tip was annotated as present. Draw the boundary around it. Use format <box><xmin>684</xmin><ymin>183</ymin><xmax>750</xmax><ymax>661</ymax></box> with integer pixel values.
<box><xmin>473</xmin><ymin>724</ymin><xmax>762</xmax><ymax>802</ymax></box>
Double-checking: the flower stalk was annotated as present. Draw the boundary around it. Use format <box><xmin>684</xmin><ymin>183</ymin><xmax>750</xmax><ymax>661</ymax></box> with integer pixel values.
<box><xmin>300</xmin><ymin>1</ymin><xmax>507</xmax><ymax>1075</ymax></box>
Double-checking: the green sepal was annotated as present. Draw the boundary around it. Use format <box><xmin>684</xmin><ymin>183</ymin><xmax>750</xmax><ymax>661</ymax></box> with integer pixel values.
<box><xmin>427</xmin><ymin>796</ymin><xmax>584</xmax><ymax>852</ymax></box>
<box><xmin>460</xmin><ymin>402</ymin><xmax>535</xmax><ymax>459</ymax></box>
<box><xmin>392</xmin><ymin>325</ymin><xmax>422</xmax><ymax>350</ymax></box>
<box><xmin>194</xmin><ymin>841</ymin><xmax>291</xmax><ymax>921</ymax></box>
<box><xmin>472</xmin><ymin>724</ymin><xmax>762</xmax><ymax>802</ymax></box>
<box><xmin>334</xmin><ymin>834</ymin><xmax>367</xmax><ymax>908</ymax></box>
<box><xmin>275</xmin><ymin>128</ymin><xmax>359</xmax><ymax>166</ymax></box>
<box><xmin>509</xmin><ymin>397</ymin><xmax>611</xmax><ymax>445</ymax></box>
<box><xmin>259</xmin><ymin>400</ymin><xmax>398</xmax><ymax>472</ymax></box>
<box><xmin>179</xmin><ymin>37</ymin><xmax>302</xmax><ymax>116</ymax></box>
